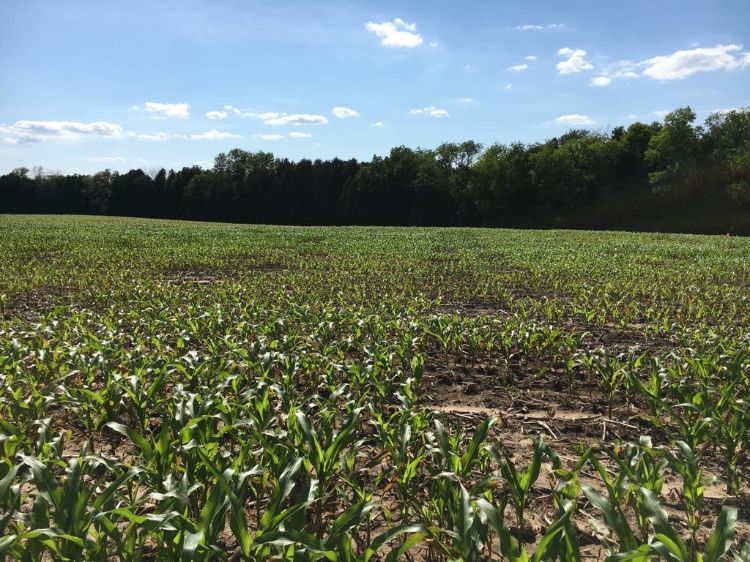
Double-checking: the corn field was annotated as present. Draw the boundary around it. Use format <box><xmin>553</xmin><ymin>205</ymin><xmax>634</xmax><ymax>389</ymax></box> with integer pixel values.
<box><xmin>1</xmin><ymin>215</ymin><xmax>749</xmax><ymax>561</ymax></box>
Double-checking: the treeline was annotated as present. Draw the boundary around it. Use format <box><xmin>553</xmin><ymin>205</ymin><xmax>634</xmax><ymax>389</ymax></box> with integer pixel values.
<box><xmin>2</xmin><ymin>107</ymin><xmax>749</xmax><ymax>233</ymax></box>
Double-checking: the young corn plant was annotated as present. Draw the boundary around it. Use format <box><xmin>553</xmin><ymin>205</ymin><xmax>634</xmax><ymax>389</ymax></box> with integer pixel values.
<box><xmin>490</xmin><ymin>435</ymin><xmax>546</xmax><ymax>543</ymax></box>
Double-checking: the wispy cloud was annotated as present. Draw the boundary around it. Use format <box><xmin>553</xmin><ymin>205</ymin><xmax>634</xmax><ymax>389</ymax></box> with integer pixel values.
<box><xmin>223</xmin><ymin>106</ymin><xmax>329</xmax><ymax>126</ymax></box>
<box><xmin>371</xmin><ymin>121</ymin><xmax>385</xmax><ymax>127</ymax></box>
<box><xmin>507</xmin><ymin>63</ymin><xmax>529</xmax><ymax>72</ymax></box>
<box><xmin>589</xmin><ymin>60</ymin><xmax>639</xmax><ymax>86</ymax></box>
<box><xmin>289</xmin><ymin>131</ymin><xmax>312</xmax><ymax>138</ymax></box>
<box><xmin>137</xmin><ymin>132</ymin><xmax>186</xmax><ymax>142</ymax></box>
<box><xmin>142</xmin><ymin>102</ymin><xmax>190</xmax><ymax>119</ymax></box>
<box><xmin>332</xmin><ymin>106</ymin><xmax>359</xmax><ymax>119</ymax></box>
<box><xmin>257</xmin><ymin>133</ymin><xmax>284</xmax><ymax>141</ymax></box>
<box><xmin>88</xmin><ymin>156</ymin><xmax>125</xmax><ymax>162</ymax></box>
<box><xmin>264</xmin><ymin>114</ymin><xmax>328</xmax><ymax>126</ymax></box>
<box><xmin>191</xmin><ymin>130</ymin><xmax>241</xmax><ymax>140</ymax></box>
<box><xmin>206</xmin><ymin>110</ymin><xmax>228</xmax><ymax>120</ymax></box>
<box><xmin>366</xmin><ymin>18</ymin><xmax>423</xmax><ymax>48</ymax></box>
<box><xmin>513</xmin><ymin>23</ymin><xmax>567</xmax><ymax>31</ymax></box>
<box><xmin>409</xmin><ymin>106</ymin><xmax>449</xmax><ymax>117</ymax></box>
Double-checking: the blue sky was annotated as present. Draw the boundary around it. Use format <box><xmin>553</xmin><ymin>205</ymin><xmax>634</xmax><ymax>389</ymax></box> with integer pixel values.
<box><xmin>1</xmin><ymin>0</ymin><xmax>749</xmax><ymax>174</ymax></box>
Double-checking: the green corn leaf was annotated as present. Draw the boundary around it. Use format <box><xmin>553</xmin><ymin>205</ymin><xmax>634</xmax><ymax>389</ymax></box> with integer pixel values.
<box><xmin>328</xmin><ymin>500</ymin><xmax>374</xmax><ymax>544</ymax></box>
<box><xmin>104</xmin><ymin>422</ymin><xmax>153</xmax><ymax>458</ymax></box>
<box><xmin>703</xmin><ymin>507</ymin><xmax>737</xmax><ymax>562</ymax></box>
<box><xmin>254</xmin><ymin>529</ymin><xmax>337</xmax><ymax>560</ymax></box>
<box><xmin>582</xmin><ymin>485</ymin><xmax>637</xmax><ymax>551</ymax></box>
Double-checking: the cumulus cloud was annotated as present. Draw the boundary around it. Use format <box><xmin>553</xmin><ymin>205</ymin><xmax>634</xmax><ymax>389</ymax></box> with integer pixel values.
<box><xmin>366</xmin><ymin>18</ymin><xmax>423</xmax><ymax>48</ymax></box>
<box><xmin>642</xmin><ymin>44</ymin><xmax>749</xmax><ymax>80</ymax></box>
<box><xmin>332</xmin><ymin>106</ymin><xmax>359</xmax><ymax>119</ymax></box>
<box><xmin>191</xmin><ymin>130</ymin><xmax>241</xmax><ymax>140</ymax></box>
<box><xmin>525</xmin><ymin>55</ymin><xmax>538</xmax><ymax>61</ymax></box>
<box><xmin>289</xmin><ymin>131</ymin><xmax>312</xmax><ymax>138</ymax></box>
<box><xmin>592</xmin><ymin>44</ymin><xmax>749</xmax><ymax>86</ymax></box>
<box><xmin>0</xmin><ymin>120</ymin><xmax>124</xmax><ymax>143</ymax></box>
<box><xmin>143</xmin><ymin>102</ymin><xmax>190</xmax><ymax>119</ymax></box>
<box><xmin>257</xmin><ymin>133</ymin><xmax>284</xmax><ymax>141</ymax></box>
<box><xmin>556</xmin><ymin>48</ymin><xmax>593</xmax><ymax>74</ymax></box>
<box><xmin>553</xmin><ymin>114</ymin><xmax>596</xmax><ymax>126</ymax></box>
<box><xmin>507</xmin><ymin>63</ymin><xmax>529</xmax><ymax>72</ymax></box>
<box><xmin>206</xmin><ymin>110</ymin><xmax>228</xmax><ymax>120</ymax></box>
<box><xmin>409</xmin><ymin>106</ymin><xmax>449</xmax><ymax>117</ymax></box>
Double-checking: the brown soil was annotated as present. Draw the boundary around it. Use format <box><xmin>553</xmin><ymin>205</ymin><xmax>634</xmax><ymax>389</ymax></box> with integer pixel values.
<box><xmin>1</xmin><ymin>286</ymin><xmax>79</xmax><ymax>321</ymax></box>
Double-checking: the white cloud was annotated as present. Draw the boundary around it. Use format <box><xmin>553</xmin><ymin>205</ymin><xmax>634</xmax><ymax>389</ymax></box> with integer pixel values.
<box><xmin>257</xmin><ymin>133</ymin><xmax>284</xmax><ymax>141</ymax></box>
<box><xmin>137</xmin><ymin>132</ymin><xmax>185</xmax><ymax>142</ymax></box>
<box><xmin>206</xmin><ymin>110</ymin><xmax>228</xmax><ymax>120</ymax></box>
<box><xmin>224</xmin><ymin>105</ymin><xmax>257</xmax><ymax>118</ymax></box>
<box><xmin>589</xmin><ymin>60</ymin><xmax>640</xmax><ymax>86</ymax></box>
<box><xmin>557</xmin><ymin>48</ymin><xmax>593</xmax><ymax>74</ymax></box>
<box><xmin>143</xmin><ymin>102</ymin><xmax>190</xmax><ymax>120</ymax></box>
<box><xmin>366</xmin><ymin>18</ymin><xmax>423</xmax><ymax>48</ymax></box>
<box><xmin>3</xmin><ymin>137</ymin><xmax>19</xmax><ymax>145</ymax></box>
<box><xmin>553</xmin><ymin>114</ymin><xmax>596</xmax><ymax>126</ymax></box>
<box><xmin>289</xmin><ymin>131</ymin><xmax>312</xmax><ymax>138</ymax></box>
<box><xmin>264</xmin><ymin>113</ymin><xmax>328</xmax><ymax>126</ymax></box>
<box><xmin>371</xmin><ymin>121</ymin><xmax>384</xmax><ymax>127</ymax></box>
<box><xmin>457</xmin><ymin>97</ymin><xmax>475</xmax><ymax>103</ymax></box>
<box><xmin>507</xmin><ymin>63</ymin><xmax>529</xmax><ymax>72</ymax></box>
<box><xmin>191</xmin><ymin>129</ymin><xmax>241</xmax><ymax>140</ymax></box>
<box><xmin>504</xmin><ymin>83</ymin><xmax>513</xmax><ymax>90</ymax></box>
<box><xmin>624</xmin><ymin>114</ymin><xmax>638</xmax><ymax>120</ymax></box>
<box><xmin>88</xmin><ymin>156</ymin><xmax>125</xmax><ymax>162</ymax></box>
<box><xmin>524</xmin><ymin>55</ymin><xmax>538</xmax><ymax>61</ymax></box>
<box><xmin>513</xmin><ymin>23</ymin><xmax>566</xmax><ymax>31</ymax></box>
<box><xmin>642</xmin><ymin>43</ymin><xmax>749</xmax><ymax>80</ymax></box>
<box><xmin>223</xmin><ymin>106</ymin><xmax>329</xmax><ymax>126</ymax></box>
<box><xmin>409</xmin><ymin>106</ymin><xmax>449</xmax><ymax>117</ymax></box>
<box><xmin>332</xmin><ymin>106</ymin><xmax>359</xmax><ymax>119</ymax></box>
<box><xmin>0</xmin><ymin>120</ymin><xmax>124</xmax><ymax>143</ymax></box>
